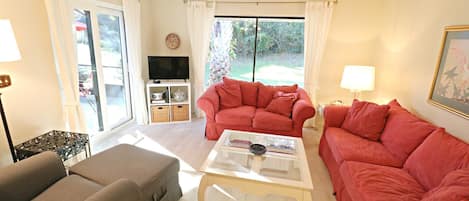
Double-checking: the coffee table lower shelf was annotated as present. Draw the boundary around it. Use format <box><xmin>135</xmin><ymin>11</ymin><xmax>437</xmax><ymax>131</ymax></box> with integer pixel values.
<box><xmin>198</xmin><ymin>173</ymin><xmax>313</xmax><ymax>201</ymax></box>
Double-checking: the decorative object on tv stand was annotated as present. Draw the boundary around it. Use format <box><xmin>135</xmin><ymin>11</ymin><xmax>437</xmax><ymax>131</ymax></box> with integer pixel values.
<box><xmin>340</xmin><ymin>65</ymin><xmax>375</xmax><ymax>99</ymax></box>
<box><xmin>165</xmin><ymin>33</ymin><xmax>180</xmax><ymax>49</ymax></box>
<box><xmin>0</xmin><ymin>19</ymin><xmax>22</xmax><ymax>162</ymax></box>
<box><xmin>428</xmin><ymin>25</ymin><xmax>469</xmax><ymax>119</ymax></box>
<box><xmin>172</xmin><ymin>89</ymin><xmax>186</xmax><ymax>102</ymax></box>
<box><xmin>151</xmin><ymin>92</ymin><xmax>164</xmax><ymax>101</ymax></box>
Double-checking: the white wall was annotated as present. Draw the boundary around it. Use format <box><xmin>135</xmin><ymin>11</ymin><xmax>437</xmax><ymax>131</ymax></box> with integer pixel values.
<box><xmin>141</xmin><ymin>0</ymin><xmax>192</xmax><ymax>81</ymax></box>
<box><xmin>0</xmin><ymin>0</ymin><xmax>64</xmax><ymax>167</ymax></box>
<box><xmin>318</xmin><ymin>0</ymin><xmax>386</xmax><ymax>104</ymax></box>
<box><xmin>373</xmin><ymin>0</ymin><xmax>469</xmax><ymax>141</ymax></box>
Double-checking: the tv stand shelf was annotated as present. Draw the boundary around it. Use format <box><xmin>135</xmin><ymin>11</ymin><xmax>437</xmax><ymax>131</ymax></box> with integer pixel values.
<box><xmin>146</xmin><ymin>80</ymin><xmax>191</xmax><ymax>124</ymax></box>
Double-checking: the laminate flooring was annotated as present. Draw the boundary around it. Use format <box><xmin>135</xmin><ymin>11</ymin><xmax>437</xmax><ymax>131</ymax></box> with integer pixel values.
<box><xmin>92</xmin><ymin>118</ymin><xmax>335</xmax><ymax>201</ymax></box>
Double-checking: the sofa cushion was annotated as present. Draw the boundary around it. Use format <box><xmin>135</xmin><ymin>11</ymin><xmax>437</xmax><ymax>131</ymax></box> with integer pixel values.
<box><xmin>32</xmin><ymin>175</ymin><xmax>103</xmax><ymax>201</ymax></box>
<box><xmin>265</xmin><ymin>92</ymin><xmax>298</xmax><ymax>117</ymax></box>
<box><xmin>257</xmin><ymin>83</ymin><xmax>298</xmax><ymax>108</ymax></box>
<box><xmin>216</xmin><ymin>83</ymin><xmax>242</xmax><ymax>109</ymax></box>
<box><xmin>340</xmin><ymin>161</ymin><xmax>425</xmax><ymax>201</ymax></box>
<box><xmin>341</xmin><ymin>100</ymin><xmax>390</xmax><ymax>141</ymax></box>
<box><xmin>421</xmin><ymin>168</ymin><xmax>469</xmax><ymax>201</ymax></box>
<box><xmin>253</xmin><ymin>108</ymin><xmax>293</xmax><ymax>131</ymax></box>
<box><xmin>223</xmin><ymin>77</ymin><xmax>259</xmax><ymax>106</ymax></box>
<box><xmin>381</xmin><ymin>102</ymin><xmax>437</xmax><ymax>162</ymax></box>
<box><xmin>325</xmin><ymin>127</ymin><xmax>402</xmax><ymax>167</ymax></box>
<box><xmin>404</xmin><ymin>128</ymin><xmax>469</xmax><ymax>190</ymax></box>
<box><xmin>216</xmin><ymin>106</ymin><xmax>256</xmax><ymax>126</ymax></box>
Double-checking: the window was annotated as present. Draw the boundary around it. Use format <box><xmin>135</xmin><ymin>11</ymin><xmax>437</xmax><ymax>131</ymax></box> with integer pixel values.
<box><xmin>206</xmin><ymin>17</ymin><xmax>305</xmax><ymax>86</ymax></box>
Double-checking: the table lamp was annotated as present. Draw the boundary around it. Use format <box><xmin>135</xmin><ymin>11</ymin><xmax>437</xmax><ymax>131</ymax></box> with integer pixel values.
<box><xmin>340</xmin><ymin>65</ymin><xmax>375</xmax><ymax>99</ymax></box>
<box><xmin>0</xmin><ymin>19</ymin><xmax>21</xmax><ymax>162</ymax></box>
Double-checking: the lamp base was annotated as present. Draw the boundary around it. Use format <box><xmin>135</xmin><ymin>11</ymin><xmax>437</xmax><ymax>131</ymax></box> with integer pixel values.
<box><xmin>0</xmin><ymin>93</ymin><xmax>18</xmax><ymax>162</ymax></box>
<box><xmin>351</xmin><ymin>90</ymin><xmax>362</xmax><ymax>100</ymax></box>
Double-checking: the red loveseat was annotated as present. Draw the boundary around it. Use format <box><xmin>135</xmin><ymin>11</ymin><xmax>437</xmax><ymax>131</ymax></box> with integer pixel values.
<box><xmin>319</xmin><ymin>100</ymin><xmax>469</xmax><ymax>201</ymax></box>
<box><xmin>197</xmin><ymin>78</ymin><xmax>315</xmax><ymax>140</ymax></box>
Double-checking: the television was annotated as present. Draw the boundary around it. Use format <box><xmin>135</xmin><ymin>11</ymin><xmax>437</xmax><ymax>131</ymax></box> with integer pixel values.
<box><xmin>148</xmin><ymin>56</ymin><xmax>189</xmax><ymax>80</ymax></box>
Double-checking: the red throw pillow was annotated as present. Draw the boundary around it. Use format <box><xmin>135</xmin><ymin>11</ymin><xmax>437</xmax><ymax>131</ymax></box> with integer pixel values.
<box><xmin>380</xmin><ymin>99</ymin><xmax>437</xmax><ymax>162</ymax></box>
<box><xmin>257</xmin><ymin>83</ymin><xmax>298</xmax><ymax>108</ymax></box>
<box><xmin>421</xmin><ymin>168</ymin><xmax>469</xmax><ymax>201</ymax></box>
<box><xmin>215</xmin><ymin>83</ymin><xmax>242</xmax><ymax>109</ymax></box>
<box><xmin>223</xmin><ymin>77</ymin><xmax>259</xmax><ymax>106</ymax></box>
<box><xmin>265</xmin><ymin>92</ymin><xmax>299</xmax><ymax>117</ymax></box>
<box><xmin>403</xmin><ymin>128</ymin><xmax>469</xmax><ymax>191</ymax></box>
<box><xmin>341</xmin><ymin>99</ymin><xmax>390</xmax><ymax>141</ymax></box>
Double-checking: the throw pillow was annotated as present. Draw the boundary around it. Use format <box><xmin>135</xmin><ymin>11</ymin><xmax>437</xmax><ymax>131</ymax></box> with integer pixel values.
<box><xmin>380</xmin><ymin>99</ymin><xmax>437</xmax><ymax>162</ymax></box>
<box><xmin>421</xmin><ymin>168</ymin><xmax>469</xmax><ymax>201</ymax></box>
<box><xmin>265</xmin><ymin>92</ymin><xmax>299</xmax><ymax>117</ymax></box>
<box><xmin>257</xmin><ymin>83</ymin><xmax>298</xmax><ymax>108</ymax></box>
<box><xmin>223</xmin><ymin>77</ymin><xmax>259</xmax><ymax>106</ymax></box>
<box><xmin>403</xmin><ymin>128</ymin><xmax>469</xmax><ymax>191</ymax></box>
<box><xmin>215</xmin><ymin>83</ymin><xmax>242</xmax><ymax>109</ymax></box>
<box><xmin>341</xmin><ymin>99</ymin><xmax>390</xmax><ymax>141</ymax></box>
<box><xmin>387</xmin><ymin>99</ymin><xmax>402</xmax><ymax>109</ymax></box>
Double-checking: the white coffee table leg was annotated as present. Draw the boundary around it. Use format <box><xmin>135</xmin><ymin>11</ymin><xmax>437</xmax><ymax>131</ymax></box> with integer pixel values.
<box><xmin>198</xmin><ymin>175</ymin><xmax>209</xmax><ymax>201</ymax></box>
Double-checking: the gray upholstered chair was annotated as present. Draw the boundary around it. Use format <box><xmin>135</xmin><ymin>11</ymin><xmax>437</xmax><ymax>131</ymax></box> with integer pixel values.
<box><xmin>0</xmin><ymin>151</ymin><xmax>143</xmax><ymax>201</ymax></box>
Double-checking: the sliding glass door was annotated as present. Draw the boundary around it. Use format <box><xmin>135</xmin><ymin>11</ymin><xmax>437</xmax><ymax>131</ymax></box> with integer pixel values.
<box><xmin>206</xmin><ymin>17</ymin><xmax>305</xmax><ymax>86</ymax></box>
<box><xmin>71</xmin><ymin>1</ymin><xmax>132</xmax><ymax>132</ymax></box>
<box><xmin>97</xmin><ymin>11</ymin><xmax>132</xmax><ymax>129</ymax></box>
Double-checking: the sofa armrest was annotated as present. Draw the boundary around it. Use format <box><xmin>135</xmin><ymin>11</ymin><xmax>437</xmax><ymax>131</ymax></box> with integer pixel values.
<box><xmin>323</xmin><ymin>105</ymin><xmax>350</xmax><ymax>129</ymax></box>
<box><xmin>292</xmin><ymin>90</ymin><xmax>316</xmax><ymax>127</ymax></box>
<box><xmin>85</xmin><ymin>179</ymin><xmax>143</xmax><ymax>201</ymax></box>
<box><xmin>0</xmin><ymin>151</ymin><xmax>67</xmax><ymax>201</ymax></box>
<box><xmin>197</xmin><ymin>84</ymin><xmax>220</xmax><ymax>120</ymax></box>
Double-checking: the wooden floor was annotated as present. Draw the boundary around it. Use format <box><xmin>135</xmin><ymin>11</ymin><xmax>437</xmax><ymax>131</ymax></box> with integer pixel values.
<box><xmin>92</xmin><ymin>118</ymin><xmax>335</xmax><ymax>201</ymax></box>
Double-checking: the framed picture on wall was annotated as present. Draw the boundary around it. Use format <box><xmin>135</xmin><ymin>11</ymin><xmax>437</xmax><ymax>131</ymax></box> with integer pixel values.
<box><xmin>429</xmin><ymin>25</ymin><xmax>469</xmax><ymax>119</ymax></box>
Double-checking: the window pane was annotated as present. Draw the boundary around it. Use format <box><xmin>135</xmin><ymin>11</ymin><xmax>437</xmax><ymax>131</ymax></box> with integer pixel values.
<box><xmin>206</xmin><ymin>18</ymin><xmax>256</xmax><ymax>85</ymax></box>
<box><xmin>74</xmin><ymin>9</ymin><xmax>104</xmax><ymax>132</ymax></box>
<box><xmin>97</xmin><ymin>13</ymin><xmax>131</xmax><ymax>127</ymax></box>
<box><xmin>254</xmin><ymin>18</ymin><xmax>304</xmax><ymax>87</ymax></box>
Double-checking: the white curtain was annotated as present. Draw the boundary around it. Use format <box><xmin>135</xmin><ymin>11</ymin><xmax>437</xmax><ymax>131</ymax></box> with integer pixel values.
<box><xmin>186</xmin><ymin>0</ymin><xmax>215</xmax><ymax>117</ymax></box>
<box><xmin>304</xmin><ymin>0</ymin><xmax>334</xmax><ymax>127</ymax></box>
<box><xmin>44</xmin><ymin>0</ymin><xmax>86</xmax><ymax>132</ymax></box>
<box><xmin>123</xmin><ymin>0</ymin><xmax>148</xmax><ymax>124</ymax></box>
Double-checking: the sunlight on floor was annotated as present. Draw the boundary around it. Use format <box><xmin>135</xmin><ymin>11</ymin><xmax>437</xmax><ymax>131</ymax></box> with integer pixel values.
<box><xmin>114</xmin><ymin>132</ymin><xmax>296</xmax><ymax>201</ymax></box>
<box><xmin>117</xmin><ymin>130</ymin><xmax>294</xmax><ymax>201</ymax></box>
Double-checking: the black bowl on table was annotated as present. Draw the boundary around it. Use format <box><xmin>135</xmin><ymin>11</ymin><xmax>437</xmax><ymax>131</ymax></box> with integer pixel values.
<box><xmin>249</xmin><ymin>144</ymin><xmax>266</xmax><ymax>155</ymax></box>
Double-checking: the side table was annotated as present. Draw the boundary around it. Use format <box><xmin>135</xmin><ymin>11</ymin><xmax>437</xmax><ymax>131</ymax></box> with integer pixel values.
<box><xmin>14</xmin><ymin>130</ymin><xmax>91</xmax><ymax>162</ymax></box>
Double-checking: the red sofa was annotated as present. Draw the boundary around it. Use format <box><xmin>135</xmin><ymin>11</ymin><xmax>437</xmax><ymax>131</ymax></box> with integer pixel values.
<box><xmin>197</xmin><ymin>78</ymin><xmax>315</xmax><ymax>140</ymax></box>
<box><xmin>319</xmin><ymin>100</ymin><xmax>469</xmax><ymax>201</ymax></box>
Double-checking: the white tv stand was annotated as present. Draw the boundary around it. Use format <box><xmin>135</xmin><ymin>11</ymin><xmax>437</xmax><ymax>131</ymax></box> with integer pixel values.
<box><xmin>146</xmin><ymin>80</ymin><xmax>191</xmax><ymax>124</ymax></box>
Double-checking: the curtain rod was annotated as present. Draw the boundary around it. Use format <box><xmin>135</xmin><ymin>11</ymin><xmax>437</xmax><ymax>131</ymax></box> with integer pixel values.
<box><xmin>184</xmin><ymin>0</ymin><xmax>338</xmax><ymax>4</ymax></box>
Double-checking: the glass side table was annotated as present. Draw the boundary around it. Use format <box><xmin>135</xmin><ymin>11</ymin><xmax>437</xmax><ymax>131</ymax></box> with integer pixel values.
<box><xmin>14</xmin><ymin>130</ymin><xmax>91</xmax><ymax>161</ymax></box>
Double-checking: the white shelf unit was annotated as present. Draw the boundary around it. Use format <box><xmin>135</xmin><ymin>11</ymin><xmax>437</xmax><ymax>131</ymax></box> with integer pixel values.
<box><xmin>146</xmin><ymin>80</ymin><xmax>191</xmax><ymax>124</ymax></box>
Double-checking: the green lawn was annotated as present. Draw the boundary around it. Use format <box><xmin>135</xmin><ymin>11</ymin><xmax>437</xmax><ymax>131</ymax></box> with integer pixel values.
<box><xmin>205</xmin><ymin>53</ymin><xmax>304</xmax><ymax>87</ymax></box>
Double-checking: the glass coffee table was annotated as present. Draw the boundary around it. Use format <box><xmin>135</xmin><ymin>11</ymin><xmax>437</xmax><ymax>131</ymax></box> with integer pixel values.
<box><xmin>199</xmin><ymin>129</ymin><xmax>313</xmax><ymax>201</ymax></box>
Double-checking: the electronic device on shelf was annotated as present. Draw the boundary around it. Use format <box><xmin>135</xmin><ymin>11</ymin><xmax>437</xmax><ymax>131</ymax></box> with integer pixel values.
<box><xmin>148</xmin><ymin>56</ymin><xmax>189</xmax><ymax>82</ymax></box>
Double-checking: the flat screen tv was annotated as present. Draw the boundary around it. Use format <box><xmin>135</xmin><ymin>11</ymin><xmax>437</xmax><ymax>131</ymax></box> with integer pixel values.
<box><xmin>148</xmin><ymin>56</ymin><xmax>189</xmax><ymax>80</ymax></box>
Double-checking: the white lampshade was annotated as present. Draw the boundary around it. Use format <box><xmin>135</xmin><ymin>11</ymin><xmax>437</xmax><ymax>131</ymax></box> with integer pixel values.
<box><xmin>340</xmin><ymin>65</ymin><xmax>375</xmax><ymax>91</ymax></box>
<box><xmin>0</xmin><ymin>19</ymin><xmax>21</xmax><ymax>62</ymax></box>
